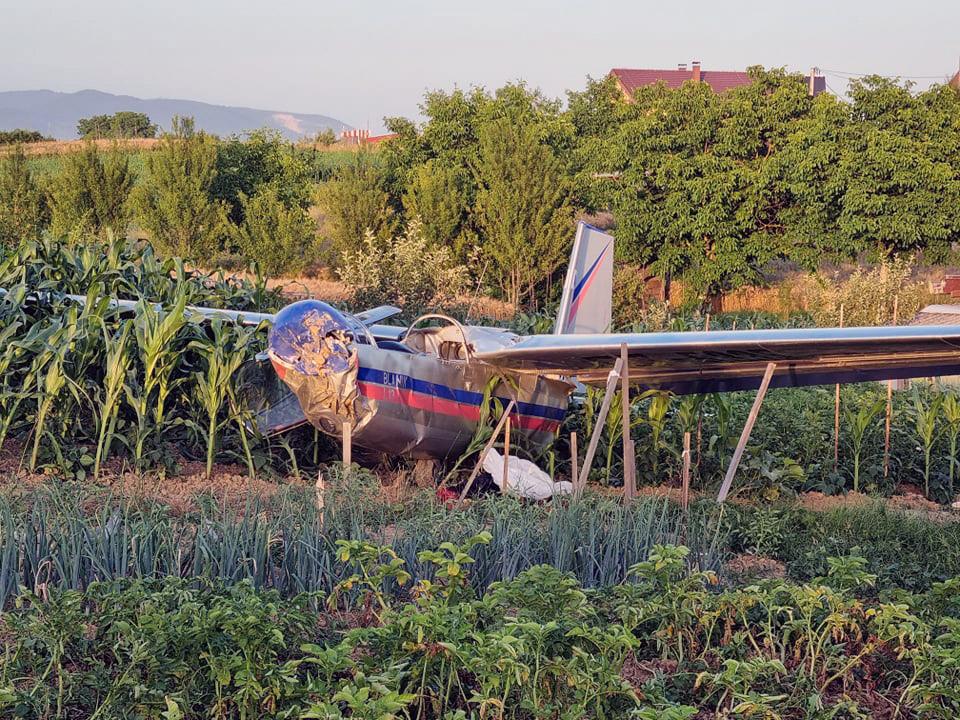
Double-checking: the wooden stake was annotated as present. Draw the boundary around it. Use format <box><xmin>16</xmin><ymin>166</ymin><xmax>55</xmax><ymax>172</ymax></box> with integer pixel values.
<box><xmin>570</xmin><ymin>432</ymin><xmax>579</xmax><ymax>492</ymax></box>
<box><xmin>577</xmin><ymin>359</ymin><xmax>624</xmax><ymax>495</ymax></box>
<box><xmin>682</xmin><ymin>431</ymin><xmax>691</xmax><ymax>511</ymax></box>
<box><xmin>342</xmin><ymin>421</ymin><xmax>352</xmax><ymax>477</ymax></box>
<box><xmin>620</xmin><ymin>343</ymin><xmax>637</xmax><ymax>502</ymax></box>
<box><xmin>884</xmin><ymin>297</ymin><xmax>899</xmax><ymax>478</ymax></box>
<box><xmin>316</xmin><ymin>470</ymin><xmax>327</xmax><ymax>513</ymax></box>
<box><xmin>457</xmin><ymin>400</ymin><xmax>516</xmax><ymax>505</ymax></box>
<box><xmin>502</xmin><ymin>416</ymin><xmax>511</xmax><ymax>495</ymax></box>
<box><xmin>697</xmin><ymin>316</ymin><xmax>709</xmax><ymax>468</ymax></box>
<box><xmin>834</xmin><ymin>304</ymin><xmax>844</xmax><ymax>470</ymax></box>
<box><xmin>717</xmin><ymin>362</ymin><xmax>777</xmax><ymax>503</ymax></box>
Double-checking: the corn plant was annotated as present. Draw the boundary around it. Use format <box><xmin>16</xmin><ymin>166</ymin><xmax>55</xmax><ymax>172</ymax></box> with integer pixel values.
<box><xmin>910</xmin><ymin>387</ymin><xmax>942</xmax><ymax>499</ymax></box>
<box><xmin>842</xmin><ymin>394</ymin><xmax>885</xmax><ymax>493</ymax></box>
<box><xmin>637</xmin><ymin>390</ymin><xmax>673</xmax><ymax>480</ymax></box>
<box><xmin>189</xmin><ymin>319</ymin><xmax>262</xmax><ymax>477</ymax></box>
<box><xmin>941</xmin><ymin>388</ymin><xmax>960</xmax><ymax>500</ymax></box>
<box><xmin>124</xmin><ymin>290</ymin><xmax>189</xmax><ymax>467</ymax></box>
<box><xmin>93</xmin><ymin>320</ymin><xmax>132</xmax><ymax>478</ymax></box>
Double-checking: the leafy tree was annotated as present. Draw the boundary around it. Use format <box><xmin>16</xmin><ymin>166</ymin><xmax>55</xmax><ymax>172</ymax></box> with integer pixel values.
<box><xmin>779</xmin><ymin>77</ymin><xmax>960</xmax><ymax>263</ymax></box>
<box><xmin>234</xmin><ymin>186</ymin><xmax>316</xmax><ymax>276</ymax></box>
<box><xmin>401</xmin><ymin>159</ymin><xmax>472</xmax><ymax>254</ymax></box>
<box><xmin>590</xmin><ymin>68</ymin><xmax>816</xmax><ymax>303</ymax></box>
<box><xmin>0</xmin><ymin>145</ymin><xmax>47</xmax><ymax>245</ymax></box>
<box><xmin>472</xmin><ymin>119</ymin><xmax>573</xmax><ymax>308</ymax></box>
<box><xmin>132</xmin><ymin>117</ymin><xmax>227</xmax><ymax>259</ymax></box>
<box><xmin>77</xmin><ymin>111</ymin><xmax>157</xmax><ymax>139</ymax></box>
<box><xmin>211</xmin><ymin>129</ymin><xmax>311</xmax><ymax>225</ymax></box>
<box><xmin>47</xmin><ymin>142</ymin><xmax>134</xmax><ymax>238</ymax></box>
<box><xmin>0</xmin><ymin>129</ymin><xmax>48</xmax><ymax>145</ymax></box>
<box><xmin>315</xmin><ymin>149</ymin><xmax>395</xmax><ymax>258</ymax></box>
<box><xmin>314</xmin><ymin>128</ymin><xmax>337</xmax><ymax>148</ymax></box>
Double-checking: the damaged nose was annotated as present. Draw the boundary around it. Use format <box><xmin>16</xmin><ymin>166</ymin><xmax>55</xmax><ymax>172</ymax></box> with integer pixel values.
<box><xmin>268</xmin><ymin>300</ymin><xmax>355</xmax><ymax>376</ymax></box>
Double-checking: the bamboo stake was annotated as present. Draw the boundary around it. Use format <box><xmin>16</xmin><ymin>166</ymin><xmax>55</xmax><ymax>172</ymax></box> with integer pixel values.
<box><xmin>884</xmin><ymin>297</ymin><xmax>899</xmax><ymax>478</ymax></box>
<box><xmin>570</xmin><ymin>432</ymin><xmax>579</xmax><ymax>492</ymax></box>
<box><xmin>834</xmin><ymin>304</ymin><xmax>844</xmax><ymax>470</ymax></box>
<box><xmin>620</xmin><ymin>343</ymin><xmax>636</xmax><ymax>502</ymax></box>
<box><xmin>717</xmin><ymin>362</ymin><xmax>777</xmax><ymax>503</ymax></box>
<box><xmin>682</xmin><ymin>431</ymin><xmax>691</xmax><ymax>511</ymax></box>
<box><xmin>457</xmin><ymin>400</ymin><xmax>516</xmax><ymax>505</ymax></box>
<box><xmin>577</xmin><ymin>359</ymin><xmax>624</xmax><ymax>495</ymax></box>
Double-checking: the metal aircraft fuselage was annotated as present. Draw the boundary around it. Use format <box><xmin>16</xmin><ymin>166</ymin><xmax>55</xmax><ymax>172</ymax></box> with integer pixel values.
<box><xmin>263</xmin><ymin>300</ymin><xmax>572</xmax><ymax>460</ymax></box>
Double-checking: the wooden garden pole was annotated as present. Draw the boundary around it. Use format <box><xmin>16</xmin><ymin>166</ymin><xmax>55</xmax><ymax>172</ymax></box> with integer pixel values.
<box><xmin>717</xmin><ymin>362</ymin><xmax>777</xmax><ymax>504</ymax></box>
<box><xmin>884</xmin><ymin>297</ymin><xmax>899</xmax><ymax>478</ymax></box>
<box><xmin>570</xmin><ymin>432</ymin><xmax>579</xmax><ymax>493</ymax></box>
<box><xmin>682</xmin><ymin>431</ymin><xmax>691</xmax><ymax>511</ymax></box>
<box><xmin>456</xmin><ymin>400</ymin><xmax>516</xmax><ymax>505</ymax></box>
<box><xmin>697</xmin><ymin>314</ymin><xmax>711</xmax><ymax>467</ymax></box>
<box><xmin>502</xmin><ymin>416</ymin><xmax>512</xmax><ymax>494</ymax></box>
<box><xmin>342</xmin><ymin>421</ymin><xmax>352</xmax><ymax>477</ymax></box>
<box><xmin>834</xmin><ymin>305</ymin><xmax>844</xmax><ymax>470</ymax></box>
<box><xmin>577</xmin><ymin>358</ymin><xmax>624</xmax><ymax>496</ymax></box>
<box><xmin>620</xmin><ymin>343</ymin><xmax>637</xmax><ymax>503</ymax></box>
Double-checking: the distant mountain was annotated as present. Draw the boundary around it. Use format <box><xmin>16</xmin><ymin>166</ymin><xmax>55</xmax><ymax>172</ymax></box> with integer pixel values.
<box><xmin>0</xmin><ymin>89</ymin><xmax>351</xmax><ymax>140</ymax></box>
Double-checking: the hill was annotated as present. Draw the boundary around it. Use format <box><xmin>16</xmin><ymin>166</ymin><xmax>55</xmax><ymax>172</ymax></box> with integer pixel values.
<box><xmin>0</xmin><ymin>89</ymin><xmax>350</xmax><ymax>140</ymax></box>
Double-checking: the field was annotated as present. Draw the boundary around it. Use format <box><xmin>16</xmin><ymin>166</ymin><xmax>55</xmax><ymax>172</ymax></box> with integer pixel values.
<box><xmin>2</xmin><ymin>235</ymin><xmax>960</xmax><ymax>718</ymax></box>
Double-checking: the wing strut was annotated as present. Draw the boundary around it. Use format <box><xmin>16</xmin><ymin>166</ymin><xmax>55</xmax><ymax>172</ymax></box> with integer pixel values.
<box><xmin>716</xmin><ymin>362</ymin><xmax>777</xmax><ymax>503</ymax></box>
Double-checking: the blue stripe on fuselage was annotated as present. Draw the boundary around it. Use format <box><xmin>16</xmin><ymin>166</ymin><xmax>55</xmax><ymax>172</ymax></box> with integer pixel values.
<box><xmin>356</xmin><ymin>366</ymin><xmax>566</xmax><ymax>421</ymax></box>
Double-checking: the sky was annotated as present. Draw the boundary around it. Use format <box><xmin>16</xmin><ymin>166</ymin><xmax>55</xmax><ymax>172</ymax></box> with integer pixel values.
<box><xmin>2</xmin><ymin>0</ymin><xmax>959</xmax><ymax>133</ymax></box>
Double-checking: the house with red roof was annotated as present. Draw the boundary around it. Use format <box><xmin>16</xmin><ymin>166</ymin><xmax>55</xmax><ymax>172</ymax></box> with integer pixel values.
<box><xmin>610</xmin><ymin>61</ymin><xmax>826</xmax><ymax>99</ymax></box>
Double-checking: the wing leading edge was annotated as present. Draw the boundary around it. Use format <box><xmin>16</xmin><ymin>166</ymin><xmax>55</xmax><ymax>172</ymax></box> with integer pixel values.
<box><xmin>473</xmin><ymin>326</ymin><xmax>960</xmax><ymax>394</ymax></box>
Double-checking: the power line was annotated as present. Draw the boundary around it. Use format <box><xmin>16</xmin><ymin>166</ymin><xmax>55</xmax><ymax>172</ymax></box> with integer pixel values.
<box><xmin>821</xmin><ymin>68</ymin><xmax>950</xmax><ymax>81</ymax></box>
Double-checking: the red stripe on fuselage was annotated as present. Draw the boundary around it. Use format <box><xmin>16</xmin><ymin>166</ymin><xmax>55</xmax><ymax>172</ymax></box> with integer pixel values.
<box><xmin>357</xmin><ymin>381</ymin><xmax>561</xmax><ymax>433</ymax></box>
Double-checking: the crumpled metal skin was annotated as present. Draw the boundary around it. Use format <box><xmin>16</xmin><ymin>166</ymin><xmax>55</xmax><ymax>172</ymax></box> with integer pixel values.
<box><xmin>267</xmin><ymin>300</ymin><xmax>572</xmax><ymax>460</ymax></box>
<box><xmin>267</xmin><ymin>300</ymin><xmax>376</xmax><ymax>436</ymax></box>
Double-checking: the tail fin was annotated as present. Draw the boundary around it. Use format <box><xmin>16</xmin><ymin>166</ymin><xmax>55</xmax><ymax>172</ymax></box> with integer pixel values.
<box><xmin>553</xmin><ymin>221</ymin><xmax>614</xmax><ymax>334</ymax></box>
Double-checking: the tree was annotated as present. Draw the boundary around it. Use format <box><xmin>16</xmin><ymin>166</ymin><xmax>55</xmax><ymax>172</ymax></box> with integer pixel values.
<box><xmin>778</xmin><ymin>77</ymin><xmax>960</xmax><ymax>264</ymax></box>
<box><xmin>47</xmin><ymin>142</ymin><xmax>134</xmax><ymax>238</ymax></box>
<box><xmin>401</xmin><ymin>159</ymin><xmax>472</xmax><ymax>255</ymax></box>
<box><xmin>472</xmin><ymin>119</ymin><xmax>573</xmax><ymax>308</ymax></box>
<box><xmin>234</xmin><ymin>187</ymin><xmax>317</xmax><ymax>276</ymax></box>
<box><xmin>0</xmin><ymin>145</ymin><xmax>47</xmax><ymax>246</ymax></box>
<box><xmin>77</xmin><ymin>112</ymin><xmax>157</xmax><ymax>139</ymax></box>
<box><xmin>0</xmin><ymin>129</ymin><xmax>48</xmax><ymax>145</ymax></box>
<box><xmin>132</xmin><ymin>117</ymin><xmax>227</xmax><ymax>259</ymax></box>
<box><xmin>590</xmin><ymin>69</ymin><xmax>816</xmax><ymax>303</ymax></box>
<box><xmin>211</xmin><ymin>129</ymin><xmax>311</xmax><ymax>225</ymax></box>
<box><xmin>314</xmin><ymin>129</ymin><xmax>337</xmax><ymax>148</ymax></box>
<box><xmin>315</xmin><ymin>149</ymin><xmax>395</xmax><ymax>259</ymax></box>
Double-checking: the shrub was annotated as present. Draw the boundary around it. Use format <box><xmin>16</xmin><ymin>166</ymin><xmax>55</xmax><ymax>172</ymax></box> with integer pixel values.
<box><xmin>337</xmin><ymin>218</ymin><xmax>467</xmax><ymax>317</ymax></box>
<box><xmin>315</xmin><ymin>149</ymin><xmax>395</xmax><ymax>260</ymax></box>
<box><xmin>790</xmin><ymin>256</ymin><xmax>929</xmax><ymax>327</ymax></box>
<box><xmin>0</xmin><ymin>145</ymin><xmax>47</xmax><ymax>246</ymax></box>
<box><xmin>132</xmin><ymin>117</ymin><xmax>228</xmax><ymax>259</ymax></box>
<box><xmin>47</xmin><ymin>142</ymin><xmax>134</xmax><ymax>238</ymax></box>
<box><xmin>234</xmin><ymin>186</ymin><xmax>317</xmax><ymax>276</ymax></box>
<box><xmin>212</xmin><ymin>129</ymin><xmax>312</xmax><ymax>225</ymax></box>
<box><xmin>401</xmin><ymin>158</ymin><xmax>473</xmax><ymax>256</ymax></box>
